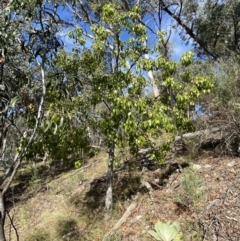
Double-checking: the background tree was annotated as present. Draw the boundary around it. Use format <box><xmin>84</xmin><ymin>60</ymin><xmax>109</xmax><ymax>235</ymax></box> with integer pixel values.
<box><xmin>155</xmin><ymin>0</ymin><xmax>240</xmax><ymax>60</ymax></box>
<box><xmin>150</xmin><ymin>0</ymin><xmax>240</xmax><ymax>146</ymax></box>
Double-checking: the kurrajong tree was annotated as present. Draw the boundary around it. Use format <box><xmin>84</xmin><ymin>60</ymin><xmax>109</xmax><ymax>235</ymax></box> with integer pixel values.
<box><xmin>53</xmin><ymin>2</ymin><xmax>213</xmax><ymax>210</ymax></box>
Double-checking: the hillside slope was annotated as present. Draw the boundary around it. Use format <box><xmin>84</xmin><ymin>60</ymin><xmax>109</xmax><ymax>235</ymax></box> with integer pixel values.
<box><xmin>4</xmin><ymin>152</ymin><xmax>240</xmax><ymax>241</ymax></box>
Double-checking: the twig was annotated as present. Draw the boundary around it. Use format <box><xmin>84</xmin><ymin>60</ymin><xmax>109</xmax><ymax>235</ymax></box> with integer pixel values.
<box><xmin>6</xmin><ymin>210</ymin><xmax>19</xmax><ymax>241</ymax></box>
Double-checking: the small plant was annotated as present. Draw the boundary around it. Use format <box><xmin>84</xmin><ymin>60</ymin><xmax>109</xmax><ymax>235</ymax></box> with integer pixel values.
<box><xmin>177</xmin><ymin>169</ymin><xmax>206</xmax><ymax>208</ymax></box>
<box><xmin>148</xmin><ymin>220</ymin><xmax>182</xmax><ymax>241</ymax></box>
<box><xmin>74</xmin><ymin>160</ymin><xmax>82</xmax><ymax>169</ymax></box>
<box><xmin>182</xmin><ymin>218</ymin><xmax>205</xmax><ymax>241</ymax></box>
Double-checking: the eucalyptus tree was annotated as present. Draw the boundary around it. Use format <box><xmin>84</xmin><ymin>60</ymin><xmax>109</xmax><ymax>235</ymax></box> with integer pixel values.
<box><xmin>155</xmin><ymin>0</ymin><xmax>240</xmax><ymax>60</ymax></box>
<box><xmin>0</xmin><ymin>1</ymin><xmax>63</xmax><ymax>239</ymax></box>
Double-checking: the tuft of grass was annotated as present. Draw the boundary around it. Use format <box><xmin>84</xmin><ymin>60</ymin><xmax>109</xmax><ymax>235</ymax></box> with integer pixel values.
<box><xmin>105</xmin><ymin>233</ymin><xmax>123</xmax><ymax>241</ymax></box>
<box><xmin>182</xmin><ymin>218</ymin><xmax>205</xmax><ymax>241</ymax></box>
<box><xmin>55</xmin><ymin>217</ymin><xmax>80</xmax><ymax>240</ymax></box>
<box><xmin>28</xmin><ymin>169</ymin><xmax>41</xmax><ymax>193</ymax></box>
<box><xmin>17</xmin><ymin>203</ymin><xmax>31</xmax><ymax>227</ymax></box>
<box><xmin>47</xmin><ymin>181</ymin><xmax>58</xmax><ymax>194</ymax></box>
<box><xmin>25</xmin><ymin>229</ymin><xmax>51</xmax><ymax>241</ymax></box>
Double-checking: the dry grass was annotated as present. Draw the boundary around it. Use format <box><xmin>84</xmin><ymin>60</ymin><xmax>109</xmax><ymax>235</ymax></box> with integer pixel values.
<box><xmin>5</xmin><ymin>151</ymin><xmax>124</xmax><ymax>241</ymax></box>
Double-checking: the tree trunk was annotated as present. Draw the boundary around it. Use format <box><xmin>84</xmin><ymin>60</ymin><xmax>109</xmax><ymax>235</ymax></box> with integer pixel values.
<box><xmin>105</xmin><ymin>146</ymin><xmax>114</xmax><ymax>210</ymax></box>
<box><xmin>0</xmin><ymin>192</ymin><xmax>6</xmax><ymax>241</ymax></box>
<box><xmin>144</xmin><ymin>53</ymin><xmax>160</xmax><ymax>98</ymax></box>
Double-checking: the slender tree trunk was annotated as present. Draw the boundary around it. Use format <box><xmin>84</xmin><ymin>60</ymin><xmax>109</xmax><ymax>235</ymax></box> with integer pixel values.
<box><xmin>0</xmin><ymin>191</ymin><xmax>6</xmax><ymax>241</ymax></box>
<box><xmin>105</xmin><ymin>146</ymin><xmax>114</xmax><ymax>210</ymax></box>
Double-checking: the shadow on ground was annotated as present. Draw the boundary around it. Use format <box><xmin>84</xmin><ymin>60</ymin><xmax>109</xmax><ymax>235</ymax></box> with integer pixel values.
<box><xmin>5</xmin><ymin>157</ymin><xmax>80</xmax><ymax>209</ymax></box>
<box><xmin>70</xmin><ymin>159</ymin><xmax>189</xmax><ymax>214</ymax></box>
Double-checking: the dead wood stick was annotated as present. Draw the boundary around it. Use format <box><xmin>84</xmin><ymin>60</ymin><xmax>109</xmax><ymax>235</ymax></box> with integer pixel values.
<box><xmin>103</xmin><ymin>197</ymin><xmax>139</xmax><ymax>240</ymax></box>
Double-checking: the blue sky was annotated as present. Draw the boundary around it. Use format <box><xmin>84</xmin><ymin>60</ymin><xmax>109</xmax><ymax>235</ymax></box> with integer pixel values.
<box><xmin>56</xmin><ymin>4</ymin><xmax>191</xmax><ymax>61</ymax></box>
<box><xmin>171</xmin><ymin>34</ymin><xmax>191</xmax><ymax>60</ymax></box>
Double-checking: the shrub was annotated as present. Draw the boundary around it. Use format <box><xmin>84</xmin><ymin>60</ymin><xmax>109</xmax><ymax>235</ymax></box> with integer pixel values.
<box><xmin>177</xmin><ymin>169</ymin><xmax>206</xmax><ymax>208</ymax></box>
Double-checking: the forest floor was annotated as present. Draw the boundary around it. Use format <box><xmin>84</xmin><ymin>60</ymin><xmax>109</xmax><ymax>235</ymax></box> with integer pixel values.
<box><xmin>4</xmin><ymin>150</ymin><xmax>240</xmax><ymax>241</ymax></box>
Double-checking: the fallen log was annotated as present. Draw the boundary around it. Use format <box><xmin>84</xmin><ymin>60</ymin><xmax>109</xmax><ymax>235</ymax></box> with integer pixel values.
<box><xmin>139</xmin><ymin>125</ymin><xmax>239</xmax><ymax>158</ymax></box>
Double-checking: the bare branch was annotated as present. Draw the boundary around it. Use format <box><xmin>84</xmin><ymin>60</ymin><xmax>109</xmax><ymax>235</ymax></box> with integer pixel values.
<box><xmin>6</xmin><ymin>210</ymin><xmax>19</xmax><ymax>241</ymax></box>
<box><xmin>78</xmin><ymin>0</ymin><xmax>92</xmax><ymax>25</ymax></box>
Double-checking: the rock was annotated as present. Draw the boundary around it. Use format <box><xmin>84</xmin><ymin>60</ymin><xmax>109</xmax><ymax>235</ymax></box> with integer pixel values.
<box><xmin>154</xmin><ymin>178</ymin><xmax>160</xmax><ymax>184</ymax></box>
<box><xmin>192</xmin><ymin>164</ymin><xmax>202</xmax><ymax>171</ymax></box>
<box><xmin>204</xmin><ymin>164</ymin><xmax>211</xmax><ymax>168</ymax></box>
<box><xmin>131</xmin><ymin>215</ymin><xmax>142</xmax><ymax>222</ymax></box>
<box><xmin>227</xmin><ymin>160</ymin><xmax>235</xmax><ymax>167</ymax></box>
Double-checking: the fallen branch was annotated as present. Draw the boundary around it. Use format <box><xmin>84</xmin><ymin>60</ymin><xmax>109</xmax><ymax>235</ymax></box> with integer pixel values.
<box><xmin>141</xmin><ymin>180</ymin><xmax>159</xmax><ymax>217</ymax></box>
<box><xmin>103</xmin><ymin>195</ymin><xmax>140</xmax><ymax>240</ymax></box>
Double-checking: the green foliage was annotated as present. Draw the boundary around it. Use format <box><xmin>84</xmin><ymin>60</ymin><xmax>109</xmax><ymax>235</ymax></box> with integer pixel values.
<box><xmin>29</xmin><ymin>80</ymin><xmax>92</xmax><ymax>161</ymax></box>
<box><xmin>211</xmin><ymin>56</ymin><xmax>240</xmax><ymax>106</ymax></box>
<box><xmin>148</xmin><ymin>220</ymin><xmax>182</xmax><ymax>241</ymax></box>
<box><xmin>31</xmin><ymin>3</ymin><xmax>211</xmax><ymax>177</ymax></box>
<box><xmin>179</xmin><ymin>0</ymin><xmax>240</xmax><ymax>58</ymax></box>
<box><xmin>74</xmin><ymin>160</ymin><xmax>82</xmax><ymax>169</ymax></box>
<box><xmin>180</xmin><ymin>51</ymin><xmax>193</xmax><ymax>67</ymax></box>
<box><xmin>177</xmin><ymin>169</ymin><xmax>206</xmax><ymax>208</ymax></box>
<box><xmin>73</xmin><ymin>2</ymin><xmax>213</xmax><ymax>161</ymax></box>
